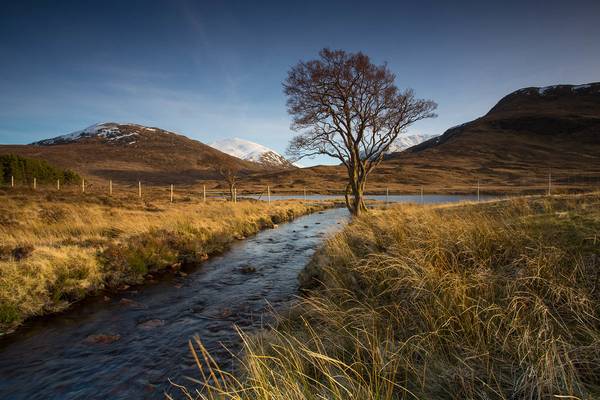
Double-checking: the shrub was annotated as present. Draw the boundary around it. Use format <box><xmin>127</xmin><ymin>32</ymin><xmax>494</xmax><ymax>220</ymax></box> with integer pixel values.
<box><xmin>0</xmin><ymin>154</ymin><xmax>80</xmax><ymax>186</ymax></box>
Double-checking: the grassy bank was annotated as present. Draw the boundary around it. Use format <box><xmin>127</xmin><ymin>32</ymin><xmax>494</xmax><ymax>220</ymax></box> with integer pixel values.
<box><xmin>0</xmin><ymin>194</ymin><xmax>327</xmax><ymax>334</ymax></box>
<box><xmin>188</xmin><ymin>193</ymin><xmax>600</xmax><ymax>400</ymax></box>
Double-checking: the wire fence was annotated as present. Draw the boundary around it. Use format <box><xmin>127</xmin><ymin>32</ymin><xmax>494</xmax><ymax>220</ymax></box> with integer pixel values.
<box><xmin>2</xmin><ymin>171</ymin><xmax>600</xmax><ymax>206</ymax></box>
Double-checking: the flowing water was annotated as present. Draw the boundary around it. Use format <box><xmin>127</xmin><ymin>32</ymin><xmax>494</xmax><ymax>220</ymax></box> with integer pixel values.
<box><xmin>0</xmin><ymin>209</ymin><xmax>348</xmax><ymax>399</ymax></box>
<box><xmin>0</xmin><ymin>196</ymin><xmax>483</xmax><ymax>399</ymax></box>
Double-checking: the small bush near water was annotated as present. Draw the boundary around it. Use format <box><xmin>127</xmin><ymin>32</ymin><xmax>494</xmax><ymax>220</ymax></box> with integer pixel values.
<box><xmin>0</xmin><ymin>195</ymin><xmax>325</xmax><ymax>334</ymax></box>
<box><xmin>184</xmin><ymin>193</ymin><xmax>600</xmax><ymax>400</ymax></box>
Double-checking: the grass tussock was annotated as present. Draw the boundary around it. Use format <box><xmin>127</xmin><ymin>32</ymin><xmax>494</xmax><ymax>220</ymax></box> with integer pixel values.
<box><xmin>0</xmin><ymin>195</ymin><xmax>326</xmax><ymax>334</ymax></box>
<box><xmin>184</xmin><ymin>193</ymin><xmax>600</xmax><ymax>400</ymax></box>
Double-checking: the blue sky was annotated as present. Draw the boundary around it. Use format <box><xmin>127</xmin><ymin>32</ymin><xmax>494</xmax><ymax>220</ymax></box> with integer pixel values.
<box><xmin>1</xmin><ymin>0</ymin><xmax>599</xmax><ymax>165</ymax></box>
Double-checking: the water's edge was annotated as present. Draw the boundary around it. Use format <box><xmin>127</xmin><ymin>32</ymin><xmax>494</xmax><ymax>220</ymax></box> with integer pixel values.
<box><xmin>0</xmin><ymin>203</ymin><xmax>335</xmax><ymax>338</ymax></box>
<box><xmin>0</xmin><ymin>207</ymin><xmax>350</xmax><ymax>400</ymax></box>
<box><xmin>0</xmin><ymin>196</ymin><xmax>482</xmax><ymax>399</ymax></box>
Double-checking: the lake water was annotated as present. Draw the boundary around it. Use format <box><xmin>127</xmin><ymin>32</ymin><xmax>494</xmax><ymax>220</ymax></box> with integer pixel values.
<box><xmin>243</xmin><ymin>193</ymin><xmax>494</xmax><ymax>203</ymax></box>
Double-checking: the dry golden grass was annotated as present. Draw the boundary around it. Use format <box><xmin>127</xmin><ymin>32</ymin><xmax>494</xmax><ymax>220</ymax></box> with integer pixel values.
<box><xmin>0</xmin><ymin>193</ymin><xmax>327</xmax><ymax>334</ymax></box>
<box><xmin>182</xmin><ymin>193</ymin><xmax>600</xmax><ymax>400</ymax></box>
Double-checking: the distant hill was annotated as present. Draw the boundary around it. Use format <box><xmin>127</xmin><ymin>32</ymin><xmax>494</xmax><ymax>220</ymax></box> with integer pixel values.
<box><xmin>243</xmin><ymin>82</ymin><xmax>600</xmax><ymax>192</ymax></box>
<box><xmin>210</xmin><ymin>138</ymin><xmax>295</xmax><ymax>169</ymax></box>
<box><xmin>1</xmin><ymin>82</ymin><xmax>598</xmax><ymax>193</ymax></box>
<box><xmin>0</xmin><ymin>123</ymin><xmax>263</xmax><ymax>185</ymax></box>
<box><xmin>390</xmin><ymin>83</ymin><xmax>600</xmax><ymax>176</ymax></box>
<box><xmin>405</xmin><ymin>83</ymin><xmax>600</xmax><ymax>155</ymax></box>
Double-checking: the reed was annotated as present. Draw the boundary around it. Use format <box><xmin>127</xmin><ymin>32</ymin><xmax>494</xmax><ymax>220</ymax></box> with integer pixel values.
<box><xmin>180</xmin><ymin>193</ymin><xmax>600</xmax><ymax>400</ymax></box>
<box><xmin>0</xmin><ymin>194</ymin><xmax>326</xmax><ymax>334</ymax></box>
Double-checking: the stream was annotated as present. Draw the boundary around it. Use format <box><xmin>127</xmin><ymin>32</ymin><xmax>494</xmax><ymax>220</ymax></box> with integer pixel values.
<box><xmin>0</xmin><ymin>196</ymin><xmax>485</xmax><ymax>399</ymax></box>
<box><xmin>0</xmin><ymin>208</ymin><xmax>349</xmax><ymax>399</ymax></box>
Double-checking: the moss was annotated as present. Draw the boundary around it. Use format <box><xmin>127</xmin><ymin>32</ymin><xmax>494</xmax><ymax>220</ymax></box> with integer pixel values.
<box><xmin>0</xmin><ymin>303</ymin><xmax>19</xmax><ymax>325</ymax></box>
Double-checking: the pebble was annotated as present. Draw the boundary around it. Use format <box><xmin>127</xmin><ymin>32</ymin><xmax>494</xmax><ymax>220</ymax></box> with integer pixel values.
<box><xmin>137</xmin><ymin>319</ymin><xmax>165</xmax><ymax>329</ymax></box>
<box><xmin>119</xmin><ymin>298</ymin><xmax>147</xmax><ymax>309</ymax></box>
<box><xmin>240</xmin><ymin>265</ymin><xmax>256</xmax><ymax>274</ymax></box>
<box><xmin>85</xmin><ymin>334</ymin><xmax>121</xmax><ymax>344</ymax></box>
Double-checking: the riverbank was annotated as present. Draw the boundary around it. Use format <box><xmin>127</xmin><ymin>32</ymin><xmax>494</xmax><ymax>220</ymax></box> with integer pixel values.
<box><xmin>0</xmin><ymin>194</ymin><xmax>331</xmax><ymax>334</ymax></box>
<box><xmin>189</xmin><ymin>192</ymin><xmax>600</xmax><ymax>399</ymax></box>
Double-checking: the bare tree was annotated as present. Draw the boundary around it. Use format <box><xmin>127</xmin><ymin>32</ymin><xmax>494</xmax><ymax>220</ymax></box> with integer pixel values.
<box><xmin>215</xmin><ymin>165</ymin><xmax>238</xmax><ymax>201</ymax></box>
<box><xmin>284</xmin><ymin>49</ymin><xmax>437</xmax><ymax>216</ymax></box>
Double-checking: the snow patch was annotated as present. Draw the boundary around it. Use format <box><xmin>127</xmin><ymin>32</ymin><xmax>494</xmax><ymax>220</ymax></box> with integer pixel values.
<box><xmin>33</xmin><ymin>122</ymin><xmax>121</xmax><ymax>145</ymax></box>
<box><xmin>31</xmin><ymin>122</ymin><xmax>158</xmax><ymax>145</ymax></box>
<box><xmin>571</xmin><ymin>84</ymin><xmax>591</xmax><ymax>91</ymax></box>
<box><xmin>386</xmin><ymin>133</ymin><xmax>438</xmax><ymax>153</ymax></box>
<box><xmin>210</xmin><ymin>138</ymin><xmax>294</xmax><ymax>167</ymax></box>
<box><xmin>519</xmin><ymin>83</ymin><xmax>597</xmax><ymax>96</ymax></box>
<box><xmin>537</xmin><ymin>86</ymin><xmax>556</xmax><ymax>95</ymax></box>
<box><xmin>107</xmin><ymin>132</ymin><xmax>139</xmax><ymax>141</ymax></box>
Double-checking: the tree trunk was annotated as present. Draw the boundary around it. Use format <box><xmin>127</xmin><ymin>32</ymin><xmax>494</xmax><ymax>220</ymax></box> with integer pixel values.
<box><xmin>344</xmin><ymin>183</ymin><xmax>354</xmax><ymax>214</ymax></box>
<box><xmin>344</xmin><ymin>180</ymin><xmax>367</xmax><ymax>216</ymax></box>
<box><xmin>228</xmin><ymin>184</ymin><xmax>235</xmax><ymax>201</ymax></box>
<box><xmin>353</xmin><ymin>181</ymin><xmax>367</xmax><ymax>216</ymax></box>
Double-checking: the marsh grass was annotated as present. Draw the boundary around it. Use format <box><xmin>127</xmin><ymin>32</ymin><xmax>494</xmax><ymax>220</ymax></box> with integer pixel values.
<box><xmin>182</xmin><ymin>193</ymin><xmax>600</xmax><ymax>400</ymax></box>
<box><xmin>0</xmin><ymin>194</ymin><xmax>325</xmax><ymax>333</ymax></box>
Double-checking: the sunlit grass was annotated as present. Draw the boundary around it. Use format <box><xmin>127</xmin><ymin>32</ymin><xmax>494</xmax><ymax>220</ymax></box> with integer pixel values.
<box><xmin>180</xmin><ymin>193</ymin><xmax>600</xmax><ymax>400</ymax></box>
<box><xmin>0</xmin><ymin>194</ymin><xmax>326</xmax><ymax>334</ymax></box>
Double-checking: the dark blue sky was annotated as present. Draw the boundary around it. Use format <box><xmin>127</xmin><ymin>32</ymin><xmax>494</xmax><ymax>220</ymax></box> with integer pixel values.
<box><xmin>1</xmin><ymin>0</ymin><xmax>599</xmax><ymax>164</ymax></box>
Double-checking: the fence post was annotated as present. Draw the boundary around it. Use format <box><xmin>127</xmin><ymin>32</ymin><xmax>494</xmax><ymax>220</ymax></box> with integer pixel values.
<box><xmin>234</xmin><ymin>188</ymin><xmax>237</xmax><ymax>203</ymax></box>
<box><xmin>33</xmin><ymin>177</ymin><xmax>36</xmax><ymax>190</ymax></box>
<box><xmin>11</xmin><ymin>175</ymin><xmax>14</xmax><ymax>188</ymax></box>
<box><xmin>267</xmin><ymin>185</ymin><xmax>271</xmax><ymax>204</ymax></box>
<box><xmin>386</xmin><ymin>187</ymin><xmax>389</xmax><ymax>204</ymax></box>
<box><xmin>170</xmin><ymin>184</ymin><xmax>173</xmax><ymax>203</ymax></box>
<box><xmin>57</xmin><ymin>179</ymin><xmax>60</xmax><ymax>191</ymax></box>
<box><xmin>109</xmin><ymin>180</ymin><xmax>112</xmax><ymax>196</ymax></box>
<box><xmin>138</xmin><ymin>181</ymin><xmax>142</xmax><ymax>198</ymax></box>
<box><xmin>203</xmin><ymin>185</ymin><xmax>206</xmax><ymax>203</ymax></box>
<box><xmin>82</xmin><ymin>178</ymin><xmax>85</xmax><ymax>193</ymax></box>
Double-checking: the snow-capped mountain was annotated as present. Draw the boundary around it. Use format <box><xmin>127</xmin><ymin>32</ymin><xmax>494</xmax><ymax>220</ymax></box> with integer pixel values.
<box><xmin>19</xmin><ymin>122</ymin><xmax>264</xmax><ymax>185</ymax></box>
<box><xmin>516</xmin><ymin>83</ymin><xmax>599</xmax><ymax>96</ymax></box>
<box><xmin>31</xmin><ymin>122</ymin><xmax>156</xmax><ymax>146</ymax></box>
<box><xmin>210</xmin><ymin>138</ymin><xmax>295</xmax><ymax>168</ymax></box>
<box><xmin>386</xmin><ymin>133</ymin><xmax>437</xmax><ymax>154</ymax></box>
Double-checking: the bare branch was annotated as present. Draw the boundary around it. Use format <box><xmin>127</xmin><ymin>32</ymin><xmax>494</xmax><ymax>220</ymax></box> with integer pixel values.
<box><xmin>283</xmin><ymin>48</ymin><xmax>437</xmax><ymax>215</ymax></box>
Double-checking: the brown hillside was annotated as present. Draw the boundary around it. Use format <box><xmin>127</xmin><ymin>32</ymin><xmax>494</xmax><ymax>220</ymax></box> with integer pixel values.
<box><xmin>0</xmin><ymin>123</ymin><xmax>263</xmax><ymax>185</ymax></box>
<box><xmin>242</xmin><ymin>83</ymin><xmax>600</xmax><ymax>193</ymax></box>
<box><xmin>1</xmin><ymin>83</ymin><xmax>598</xmax><ymax>194</ymax></box>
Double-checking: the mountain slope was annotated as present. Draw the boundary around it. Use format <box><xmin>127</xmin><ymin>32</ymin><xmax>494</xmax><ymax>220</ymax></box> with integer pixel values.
<box><xmin>379</xmin><ymin>82</ymin><xmax>600</xmax><ymax>189</ymax></box>
<box><xmin>243</xmin><ymin>82</ymin><xmax>600</xmax><ymax>192</ymax></box>
<box><xmin>402</xmin><ymin>83</ymin><xmax>600</xmax><ymax>159</ymax></box>
<box><xmin>1</xmin><ymin>82</ymin><xmax>597</xmax><ymax>192</ymax></box>
<box><xmin>0</xmin><ymin>123</ymin><xmax>263</xmax><ymax>184</ymax></box>
<box><xmin>210</xmin><ymin>138</ymin><xmax>295</xmax><ymax>168</ymax></box>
